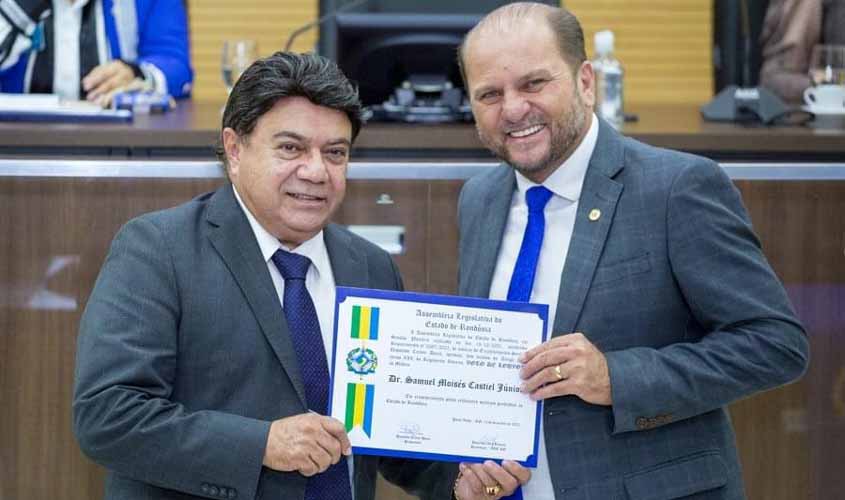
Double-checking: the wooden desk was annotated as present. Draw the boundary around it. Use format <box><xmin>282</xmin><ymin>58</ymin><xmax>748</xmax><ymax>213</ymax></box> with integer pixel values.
<box><xmin>0</xmin><ymin>101</ymin><xmax>843</xmax><ymax>161</ymax></box>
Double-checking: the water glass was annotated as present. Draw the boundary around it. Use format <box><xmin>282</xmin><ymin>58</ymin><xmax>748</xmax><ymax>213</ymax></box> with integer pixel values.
<box><xmin>221</xmin><ymin>40</ymin><xmax>258</xmax><ymax>93</ymax></box>
<box><xmin>809</xmin><ymin>45</ymin><xmax>845</xmax><ymax>86</ymax></box>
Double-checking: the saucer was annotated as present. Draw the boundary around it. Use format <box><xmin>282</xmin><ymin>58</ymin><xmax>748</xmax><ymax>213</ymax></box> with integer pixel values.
<box><xmin>802</xmin><ymin>104</ymin><xmax>845</xmax><ymax>116</ymax></box>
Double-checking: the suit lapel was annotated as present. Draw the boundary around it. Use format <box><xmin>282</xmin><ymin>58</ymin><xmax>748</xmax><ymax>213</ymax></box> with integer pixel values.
<box><xmin>205</xmin><ymin>184</ymin><xmax>308</xmax><ymax>408</ymax></box>
<box><xmin>553</xmin><ymin>120</ymin><xmax>625</xmax><ymax>336</ymax></box>
<box><xmin>464</xmin><ymin>167</ymin><xmax>516</xmax><ymax>298</ymax></box>
<box><xmin>324</xmin><ymin>224</ymin><xmax>369</xmax><ymax>288</ymax></box>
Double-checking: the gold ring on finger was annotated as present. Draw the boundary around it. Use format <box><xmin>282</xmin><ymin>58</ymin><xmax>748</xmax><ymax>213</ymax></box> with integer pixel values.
<box><xmin>554</xmin><ymin>364</ymin><xmax>564</xmax><ymax>381</ymax></box>
<box><xmin>485</xmin><ymin>484</ymin><xmax>503</xmax><ymax>496</ymax></box>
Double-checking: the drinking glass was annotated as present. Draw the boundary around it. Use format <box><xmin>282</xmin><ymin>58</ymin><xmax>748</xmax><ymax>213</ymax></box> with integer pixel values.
<box><xmin>808</xmin><ymin>44</ymin><xmax>845</xmax><ymax>86</ymax></box>
<box><xmin>221</xmin><ymin>40</ymin><xmax>258</xmax><ymax>93</ymax></box>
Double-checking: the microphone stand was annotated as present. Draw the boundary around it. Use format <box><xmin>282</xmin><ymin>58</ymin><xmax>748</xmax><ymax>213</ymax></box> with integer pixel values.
<box><xmin>284</xmin><ymin>0</ymin><xmax>370</xmax><ymax>52</ymax></box>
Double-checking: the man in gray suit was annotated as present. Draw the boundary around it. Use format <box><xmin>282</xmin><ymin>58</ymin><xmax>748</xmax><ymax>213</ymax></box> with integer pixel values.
<box><xmin>453</xmin><ymin>3</ymin><xmax>809</xmax><ymax>499</ymax></box>
<box><xmin>73</xmin><ymin>52</ymin><xmax>454</xmax><ymax>500</ymax></box>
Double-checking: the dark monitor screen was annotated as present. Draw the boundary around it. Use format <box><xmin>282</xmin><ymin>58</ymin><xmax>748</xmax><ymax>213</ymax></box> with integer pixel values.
<box><xmin>333</xmin><ymin>13</ymin><xmax>478</xmax><ymax>106</ymax></box>
<box><xmin>320</xmin><ymin>0</ymin><xmax>557</xmax><ymax>108</ymax></box>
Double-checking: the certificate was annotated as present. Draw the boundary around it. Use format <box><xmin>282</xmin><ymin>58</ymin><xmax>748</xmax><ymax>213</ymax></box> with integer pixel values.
<box><xmin>328</xmin><ymin>286</ymin><xmax>547</xmax><ymax>466</ymax></box>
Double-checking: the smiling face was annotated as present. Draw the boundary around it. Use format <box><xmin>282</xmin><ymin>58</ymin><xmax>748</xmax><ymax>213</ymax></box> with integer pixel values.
<box><xmin>464</xmin><ymin>20</ymin><xmax>595</xmax><ymax>183</ymax></box>
<box><xmin>223</xmin><ymin>96</ymin><xmax>352</xmax><ymax>248</ymax></box>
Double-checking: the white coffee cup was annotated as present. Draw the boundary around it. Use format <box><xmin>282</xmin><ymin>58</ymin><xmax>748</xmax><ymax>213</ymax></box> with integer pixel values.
<box><xmin>803</xmin><ymin>84</ymin><xmax>845</xmax><ymax>110</ymax></box>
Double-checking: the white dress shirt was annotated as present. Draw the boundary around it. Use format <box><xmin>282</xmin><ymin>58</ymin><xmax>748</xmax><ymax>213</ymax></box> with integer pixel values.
<box><xmin>488</xmin><ymin>115</ymin><xmax>599</xmax><ymax>498</ymax></box>
<box><xmin>233</xmin><ymin>187</ymin><xmax>356</xmax><ymax>493</ymax></box>
<box><xmin>52</xmin><ymin>0</ymin><xmax>108</xmax><ymax>100</ymax></box>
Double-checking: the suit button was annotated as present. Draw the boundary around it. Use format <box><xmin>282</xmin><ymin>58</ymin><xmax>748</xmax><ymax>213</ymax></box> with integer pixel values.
<box><xmin>201</xmin><ymin>483</ymin><xmax>210</xmax><ymax>493</ymax></box>
<box><xmin>229</xmin><ymin>489</ymin><xmax>237</xmax><ymax>499</ymax></box>
<box><xmin>209</xmin><ymin>486</ymin><xmax>219</xmax><ymax>496</ymax></box>
<box><xmin>635</xmin><ymin>417</ymin><xmax>647</xmax><ymax>429</ymax></box>
<box><xmin>218</xmin><ymin>487</ymin><xmax>227</xmax><ymax>497</ymax></box>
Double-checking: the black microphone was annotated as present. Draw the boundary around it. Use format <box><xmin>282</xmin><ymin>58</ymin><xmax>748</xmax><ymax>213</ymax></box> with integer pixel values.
<box><xmin>739</xmin><ymin>0</ymin><xmax>753</xmax><ymax>88</ymax></box>
<box><xmin>284</xmin><ymin>0</ymin><xmax>370</xmax><ymax>52</ymax></box>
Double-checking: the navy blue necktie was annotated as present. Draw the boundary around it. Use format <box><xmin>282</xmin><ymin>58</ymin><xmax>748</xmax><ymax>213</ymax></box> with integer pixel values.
<box><xmin>503</xmin><ymin>186</ymin><xmax>552</xmax><ymax>500</ymax></box>
<box><xmin>271</xmin><ymin>249</ymin><xmax>353</xmax><ymax>500</ymax></box>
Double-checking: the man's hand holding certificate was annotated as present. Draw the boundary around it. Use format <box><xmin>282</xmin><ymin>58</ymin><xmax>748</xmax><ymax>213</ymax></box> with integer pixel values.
<box><xmin>328</xmin><ymin>287</ymin><xmax>547</xmax><ymax>466</ymax></box>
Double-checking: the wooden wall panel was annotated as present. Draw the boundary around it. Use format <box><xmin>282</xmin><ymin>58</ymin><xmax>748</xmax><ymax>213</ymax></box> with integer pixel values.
<box><xmin>334</xmin><ymin>181</ymin><xmax>430</xmax><ymax>293</ymax></box>
<box><xmin>0</xmin><ymin>178</ymin><xmax>224</xmax><ymax>500</ymax></box>
<box><xmin>187</xmin><ymin>0</ymin><xmax>319</xmax><ymax>101</ymax></box>
<box><xmin>2</xmin><ymin>176</ymin><xmax>842</xmax><ymax>499</ymax></box>
<box><xmin>731</xmin><ymin>181</ymin><xmax>845</xmax><ymax>500</ymax></box>
<box><xmin>187</xmin><ymin>1</ymin><xmax>713</xmax><ymax>105</ymax></box>
<box><xmin>566</xmin><ymin>0</ymin><xmax>713</xmax><ymax>105</ymax></box>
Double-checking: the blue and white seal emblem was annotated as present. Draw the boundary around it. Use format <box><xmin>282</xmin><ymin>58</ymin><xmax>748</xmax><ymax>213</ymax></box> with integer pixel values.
<box><xmin>346</xmin><ymin>347</ymin><xmax>378</xmax><ymax>375</ymax></box>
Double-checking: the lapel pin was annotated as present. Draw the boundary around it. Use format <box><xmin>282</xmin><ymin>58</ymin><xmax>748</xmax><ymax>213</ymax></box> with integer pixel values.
<box><xmin>588</xmin><ymin>208</ymin><xmax>601</xmax><ymax>221</ymax></box>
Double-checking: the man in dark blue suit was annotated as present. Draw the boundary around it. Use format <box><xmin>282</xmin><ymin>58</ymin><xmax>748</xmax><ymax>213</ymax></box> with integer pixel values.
<box><xmin>73</xmin><ymin>52</ymin><xmax>453</xmax><ymax>500</ymax></box>
<box><xmin>453</xmin><ymin>3</ymin><xmax>809</xmax><ymax>499</ymax></box>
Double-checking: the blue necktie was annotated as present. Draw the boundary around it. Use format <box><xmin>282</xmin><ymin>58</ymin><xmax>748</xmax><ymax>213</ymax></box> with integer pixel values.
<box><xmin>503</xmin><ymin>186</ymin><xmax>552</xmax><ymax>500</ymax></box>
<box><xmin>507</xmin><ymin>186</ymin><xmax>554</xmax><ymax>302</ymax></box>
<box><xmin>271</xmin><ymin>249</ymin><xmax>353</xmax><ymax>500</ymax></box>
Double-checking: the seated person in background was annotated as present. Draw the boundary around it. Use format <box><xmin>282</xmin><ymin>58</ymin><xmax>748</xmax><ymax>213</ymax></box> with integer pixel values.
<box><xmin>0</xmin><ymin>0</ymin><xmax>192</xmax><ymax>105</ymax></box>
<box><xmin>760</xmin><ymin>0</ymin><xmax>845</xmax><ymax>103</ymax></box>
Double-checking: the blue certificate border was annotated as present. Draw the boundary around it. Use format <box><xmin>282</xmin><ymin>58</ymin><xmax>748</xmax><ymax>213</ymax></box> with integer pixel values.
<box><xmin>329</xmin><ymin>286</ymin><xmax>548</xmax><ymax>467</ymax></box>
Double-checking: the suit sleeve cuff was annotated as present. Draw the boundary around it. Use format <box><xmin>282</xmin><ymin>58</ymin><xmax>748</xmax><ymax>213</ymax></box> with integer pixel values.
<box><xmin>139</xmin><ymin>61</ymin><xmax>168</xmax><ymax>95</ymax></box>
<box><xmin>606</xmin><ymin>349</ymin><xmax>676</xmax><ymax>434</ymax></box>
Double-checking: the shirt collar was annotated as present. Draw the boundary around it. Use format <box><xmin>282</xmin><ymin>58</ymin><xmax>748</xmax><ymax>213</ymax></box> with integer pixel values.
<box><xmin>515</xmin><ymin>113</ymin><xmax>599</xmax><ymax>203</ymax></box>
<box><xmin>232</xmin><ymin>185</ymin><xmax>331</xmax><ymax>279</ymax></box>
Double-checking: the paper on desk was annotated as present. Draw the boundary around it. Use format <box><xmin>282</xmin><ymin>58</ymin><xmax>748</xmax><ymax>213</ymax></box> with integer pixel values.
<box><xmin>0</xmin><ymin>93</ymin><xmax>109</xmax><ymax>111</ymax></box>
<box><xmin>0</xmin><ymin>93</ymin><xmax>131</xmax><ymax>121</ymax></box>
